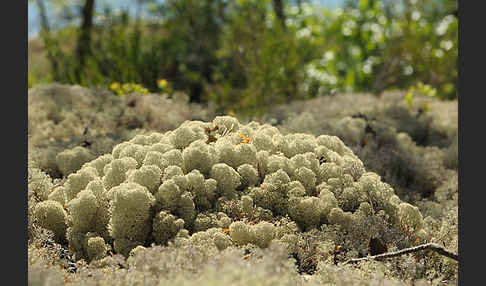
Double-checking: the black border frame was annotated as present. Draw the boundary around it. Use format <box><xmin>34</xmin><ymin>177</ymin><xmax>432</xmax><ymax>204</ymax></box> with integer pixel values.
<box><xmin>8</xmin><ymin>0</ymin><xmax>28</xmax><ymax>284</ymax></box>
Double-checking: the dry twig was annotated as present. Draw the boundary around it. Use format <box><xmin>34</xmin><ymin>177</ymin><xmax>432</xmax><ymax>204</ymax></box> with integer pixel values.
<box><xmin>342</xmin><ymin>243</ymin><xmax>458</xmax><ymax>265</ymax></box>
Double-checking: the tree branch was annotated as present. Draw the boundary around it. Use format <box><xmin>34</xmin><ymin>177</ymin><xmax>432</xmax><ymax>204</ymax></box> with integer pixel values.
<box><xmin>35</xmin><ymin>0</ymin><xmax>62</xmax><ymax>80</ymax></box>
<box><xmin>75</xmin><ymin>0</ymin><xmax>96</xmax><ymax>82</ymax></box>
<box><xmin>272</xmin><ymin>0</ymin><xmax>286</xmax><ymax>30</ymax></box>
<box><xmin>342</xmin><ymin>243</ymin><xmax>458</xmax><ymax>265</ymax></box>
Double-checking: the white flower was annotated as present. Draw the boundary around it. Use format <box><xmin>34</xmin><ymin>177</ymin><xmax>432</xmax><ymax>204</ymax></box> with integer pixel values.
<box><xmin>363</xmin><ymin>63</ymin><xmax>372</xmax><ymax>74</ymax></box>
<box><xmin>324</xmin><ymin>51</ymin><xmax>335</xmax><ymax>61</ymax></box>
<box><xmin>285</xmin><ymin>18</ymin><xmax>295</xmax><ymax>27</ymax></box>
<box><xmin>301</xmin><ymin>2</ymin><xmax>314</xmax><ymax>17</ymax></box>
<box><xmin>434</xmin><ymin>49</ymin><xmax>445</xmax><ymax>58</ymax></box>
<box><xmin>296</xmin><ymin>27</ymin><xmax>311</xmax><ymax>38</ymax></box>
<box><xmin>440</xmin><ymin>40</ymin><xmax>454</xmax><ymax>51</ymax></box>
<box><xmin>436</xmin><ymin>15</ymin><xmax>455</xmax><ymax>36</ymax></box>
<box><xmin>342</xmin><ymin>26</ymin><xmax>352</xmax><ymax>36</ymax></box>
<box><xmin>411</xmin><ymin>10</ymin><xmax>421</xmax><ymax>21</ymax></box>
<box><xmin>403</xmin><ymin>66</ymin><xmax>414</xmax><ymax>76</ymax></box>
<box><xmin>349</xmin><ymin>46</ymin><xmax>361</xmax><ymax>57</ymax></box>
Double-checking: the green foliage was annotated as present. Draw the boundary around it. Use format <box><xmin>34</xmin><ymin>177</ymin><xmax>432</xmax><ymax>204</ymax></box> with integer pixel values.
<box><xmin>405</xmin><ymin>81</ymin><xmax>437</xmax><ymax>111</ymax></box>
<box><xmin>28</xmin><ymin>71</ymin><xmax>48</xmax><ymax>89</ymax></box>
<box><xmin>31</xmin><ymin>0</ymin><xmax>457</xmax><ymax>115</ymax></box>
<box><xmin>302</xmin><ymin>0</ymin><xmax>457</xmax><ymax>99</ymax></box>
<box><xmin>208</xmin><ymin>0</ymin><xmax>314</xmax><ymax>115</ymax></box>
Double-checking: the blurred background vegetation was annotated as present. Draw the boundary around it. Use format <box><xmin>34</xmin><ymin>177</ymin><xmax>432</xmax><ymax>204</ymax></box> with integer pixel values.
<box><xmin>28</xmin><ymin>0</ymin><xmax>457</xmax><ymax>116</ymax></box>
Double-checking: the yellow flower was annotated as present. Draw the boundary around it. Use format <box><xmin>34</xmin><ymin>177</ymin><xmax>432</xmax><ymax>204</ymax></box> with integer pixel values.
<box><xmin>122</xmin><ymin>83</ymin><xmax>131</xmax><ymax>91</ymax></box>
<box><xmin>157</xmin><ymin>79</ymin><xmax>168</xmax><ymax>89</ymax></box>
<box><xmin>239</xmin><ymin>133</ymin><xmax>251</xmax><ymax>144</ymax></box>
<box><xmin>110</xmin><ymin>82</ymin><xmax>120</xmax><ymax>91</ymax></box>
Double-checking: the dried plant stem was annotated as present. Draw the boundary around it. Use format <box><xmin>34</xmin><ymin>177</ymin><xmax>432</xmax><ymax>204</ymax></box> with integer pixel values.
<box><xmin>343</xmin><ymin>243</ymin><xmax>458</xmax><ymax>265</ymax></box>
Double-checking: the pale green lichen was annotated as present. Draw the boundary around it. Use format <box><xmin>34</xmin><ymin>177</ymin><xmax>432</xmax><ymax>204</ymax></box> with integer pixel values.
<box><xmin>34</xmin><ymin>200</ymin><xmax>68</xmax><ymax>242</ymax></box>
<box><xmin>33</xmin><ymin>116</ymin><xmax>428</xmax><ymax>261</ymax></box>
<box><xmin>63</xmin><ymin>166</ymin><xmax>98</xmax><ymax>202</ymax></box>
<box><xmin>193</xmin><ymin>212</ymin><xmax>231</xmax><ymax>232</ymax></box>
<box><xmin>55</xmin><ymin>146</ymin><xmax>95</xmax><ymax>176</ymax></box>
<box><xmin>83</xmin><ymin>154</ymin><xmax>113</xmax><ymax>177</ymax></box>
<box><xmin>182</xmin><ymin>140</ymin><xmax>219</xmax><ymax>176</ymax></box>
<box><xmin>67</xmin><ymin>189</ymin><xmax>99</xmax><ymax>234</ymax></box>
<box><xmin>102</xmin><ymin>157</ymin><xmax>138</xmax><ymax>191</ymax></box>
<box><xmin>229</xmin><ymin>221</ymin><xmax>275</xmax><ymax>248</ymax></box>
<box><xmin>86</xmin><ymin>235</ymin><xmax>109</xmax><ymax>261</ymax></box>
<box><xmin>210</xmin><ymin>163</ymin><xmax>242</xmax><ymax>198</ymax></box>
<box><xmin>189</xmin><ymin>227</ymin><xmax>233</xmax><ymax>250</ymax></box>
<box><xmin>127</xmin><ymin>164</ymin><xmax>162</xmax><ymax>194</ymax></box>
<box><xmin>47</xmin><ymin>187</ymin><xmax>65</xmax><ymax>206</ymax></box>
<box><xmin>152</xmin><ymin>211</ymin><xmax>185</xmax><ymax>245</ymax></box>
<box><xmin>109</xmin><ymin>182</ymin><xmax>155</xmax><ymax>255</ymax></box>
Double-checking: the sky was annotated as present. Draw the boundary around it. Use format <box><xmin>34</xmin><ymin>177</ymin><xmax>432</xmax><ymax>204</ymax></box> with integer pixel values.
<box><xmin>28</xmin><ymin>0</ymin><xmax>345</xmax><ymax>38</ymax></box>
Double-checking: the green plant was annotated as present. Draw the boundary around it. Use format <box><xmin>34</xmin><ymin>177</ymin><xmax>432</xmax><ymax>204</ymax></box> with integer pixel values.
<box><xmin>301</xmin><ymin>0</ymin><xmax>457</xmax><ymax>99</ymax></box>
<box><xmin>31</xmin><ymin>0</ymin><xmax>457</xmax><ymax>117</ymax></box>
<box><xmin>405</xmin><ymin>82</ymin><xmax>437</xmax><ymax>110</ymax></box>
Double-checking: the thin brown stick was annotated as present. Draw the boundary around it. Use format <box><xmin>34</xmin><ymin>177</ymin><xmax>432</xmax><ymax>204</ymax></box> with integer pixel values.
<box><xmin>342</xmin><ymin>243</ymin><xmax>458</xmax><ymax>265</ymax></box>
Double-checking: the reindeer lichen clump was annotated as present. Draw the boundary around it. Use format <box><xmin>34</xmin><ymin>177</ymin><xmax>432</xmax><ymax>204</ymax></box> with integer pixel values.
<box><xmin>34</xmin><ymin>116</ymin><xmax>427</xmax><ymax>261</ymax></box>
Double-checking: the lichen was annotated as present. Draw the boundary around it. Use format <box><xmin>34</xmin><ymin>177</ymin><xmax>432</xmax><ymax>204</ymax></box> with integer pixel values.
<box><xmin>33</xmin><ymin>116</ymin><xmax>427</xmax><ymax>262</ymax></box>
